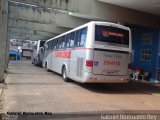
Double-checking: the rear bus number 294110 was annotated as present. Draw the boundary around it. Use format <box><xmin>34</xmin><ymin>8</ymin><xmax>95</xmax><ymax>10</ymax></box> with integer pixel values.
<box><xmin>104</xmin><ymin>60</ymin><xmax>121</xmax><ymax>66</ymax></box>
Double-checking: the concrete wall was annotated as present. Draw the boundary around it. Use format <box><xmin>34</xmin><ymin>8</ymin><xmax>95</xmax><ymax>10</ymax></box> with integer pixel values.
<box><xmin>12</xmin><ymin>0</ymin><xmax>79</xmax><ymax>12</ymax></box>
<box><xmin>8</xmin><ymin>1</ymin><xmax>89</xmax><ymax>41</ymax></box>
<box><xmin>9</xmin><ymin>1</ymin><xmax>88</xmax><ymax>28</ymax></box>
<box><xmin>75</xmin><ymin>0</ymin><xmax>160</xmax><ymax>28</ymax></box>
<box><xmin>13</xmin><ymin>0</ymin><xmax>160</xmax><ymax>29</ymax></box>
<box><xmin>92</xmin><ymin>1</ymin><xmax>160</xmax><ymax>29</ymax></box>
<box><xmin>0</xmin><ymin>0</ymin><xmax>8</xmax><ymax>81</ymax></box>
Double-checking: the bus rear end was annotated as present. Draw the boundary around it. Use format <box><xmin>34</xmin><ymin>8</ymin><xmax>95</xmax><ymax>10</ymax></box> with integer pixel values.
<box><xmin>85</xmin><ymin>22</ymin><xmax>131</xmax><ymax>83</ymax></box>
<box><xmin>32</xmin><ymin>40</ymin><xmax>46</xmax><ymax>66</ymax></box>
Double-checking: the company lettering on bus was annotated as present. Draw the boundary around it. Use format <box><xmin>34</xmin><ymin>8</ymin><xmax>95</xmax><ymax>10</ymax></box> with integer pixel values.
<box><xmin>95</xmin><ymin>25</ymin><xmax>129</xmax><ymax>46</ymax></box>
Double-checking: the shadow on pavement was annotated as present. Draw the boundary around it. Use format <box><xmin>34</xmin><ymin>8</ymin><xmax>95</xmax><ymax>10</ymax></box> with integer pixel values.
<box><xmin>72</xmin><ymin>80</ymin><xmax>160</xmax><ymax>95</ymax></box>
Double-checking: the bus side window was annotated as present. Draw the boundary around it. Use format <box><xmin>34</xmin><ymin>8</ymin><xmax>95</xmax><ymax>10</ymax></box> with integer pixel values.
<box><xmin>51</xmin><ymin>40</ymin><xmax>53</xmax><ymax>50</ymax></box>
<box><xmin>58</xmin><ymin>37</ymin><xmax>62</xmax><ymax>49</ymax></box>
<box><xmin>48</xmin><ymin>42</ymin><xmax>50</xmax><ymax>50</ymax></box>
<box><xmin>50</xmin><ymin>41</ymin><xmax>52</xmax><ymax>50</ymax></box>
<box><xmin>80</xmin><ymin>28</ymin><xmax>87</xmax><ymax>46</ymax></box>
<box><xmin>70</xmin><ymin>32</ymin><xmax>75</xmax><ymax>48</ymax></box>
<box><xmin>62</xmin><ymin>36</ymin><xmax>66</xmax><ymax>48</ymax></box>
<box><xmin>44</xmin><ymin>43</ymin><xmax>46</xmax><ymax>51</ymax></box>
<box><xmin>75</xmin><ymin>30</ymin><xmax>81</xmax><ymax>47</ymax></box>
<box><xmin>55</xmin><ymin>39</ymin><xmax>58</xmax><ymax>49</ymax></box>
<box><xmin>48</xmin><ymin>41</ymin><xmax>50</xmax><ymax>50</ymax></box>
<box><xmin>55</xmin><ymin>40</ymin><xmax>57</xmax><ymax>49</ymax></box>
<box><xmin>65</xmin><ymin>35</ymin><xmax>70</xmax><ymax>48</ymax></box>
<box><xmin>52</xmin><ymin>40</ymin><xmax>55</xmax><ymax>50</ymax></box>
<box><xmin>57</xmin><ymin>38</ymin><xmax>59</xmax><ymax>49</ymax></box>
<box><xmin>45</xmin><ymin>43</ymin><xmax>49</xmax><ymax>51</ymax></box>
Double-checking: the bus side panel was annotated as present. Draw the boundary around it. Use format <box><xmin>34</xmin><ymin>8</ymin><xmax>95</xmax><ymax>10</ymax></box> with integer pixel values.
<box><xmin>52</xmin><ymin>51</ymin><xmax>64</xmax><ymax>74</ymax></box>
<box><xmin>82</xmin><ymin>49</ymin><xmax>94</xmax><ymax>83</ymax></box>
<box><xmin>80</xmin><ymin>23</ymin><xmax>95</xmax><ymax>83</ymax></box>
<box><xmin>68</xmin><ymin>23</ymin><xmax>95</xmax><ymax>82</ymax></box>
<box><xmin>46</xmin><ymin>51</ymin><xmax>52</xmax><ymax>70</ymax></box>
<box><xmin>51</xmin><ymin>51</ymin><xmax>56</xmax><ymax>72</ymax></box>
<box><xmin>68</xmin><ymin>49</ymin><xmax>85</xmax><ymax>82</ymax></box>
<box><xmin>42</xmin><ymin>47</ymin><xmax>48</xmax><ymax>68</ymax></box>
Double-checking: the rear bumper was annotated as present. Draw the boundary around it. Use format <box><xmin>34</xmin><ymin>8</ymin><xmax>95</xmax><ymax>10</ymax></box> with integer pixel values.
<box><xmin>82</xmin><ymin>72</ymin><xmax>129</xmax><ymax>83</ymax></box>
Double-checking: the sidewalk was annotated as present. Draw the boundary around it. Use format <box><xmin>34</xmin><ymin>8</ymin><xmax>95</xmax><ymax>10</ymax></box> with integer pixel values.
<box><xmin>130</xmin><ymin>78</ymin><xmax>160</xmax><ymax>85</ymax></box>
<box><xmin>129</xmin><ymin>80</ymin><xmax>160</xmax><ymax>96</ymax></box>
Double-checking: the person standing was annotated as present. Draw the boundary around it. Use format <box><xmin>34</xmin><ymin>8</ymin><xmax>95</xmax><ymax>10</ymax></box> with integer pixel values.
<box><xmin>132</xmin><ymin>67</ymin><xmax>142</xmax><ymax>81</ymax></box>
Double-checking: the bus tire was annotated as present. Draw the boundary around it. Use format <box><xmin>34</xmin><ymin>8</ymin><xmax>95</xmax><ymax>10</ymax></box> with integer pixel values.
<box><xmin>62</xmin><ymin>66</ymin><xmax>69</xmax><ymax>82</ymax></box>
<box><xmin>45</xmin><ymin>62</ymin><xmax>50</xmax><ymax>72</ymax></box>
<box><xmin>34</xmin><ymin>59</ymin><xmax>37</xmax><ymax>66</ymax></box>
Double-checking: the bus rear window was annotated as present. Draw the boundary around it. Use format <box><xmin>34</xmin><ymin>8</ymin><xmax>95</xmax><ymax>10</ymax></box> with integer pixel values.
<box><xmin>95</xmin><ymin>25</ymin><xmax>129</xmax><ymax>45</ymax></box>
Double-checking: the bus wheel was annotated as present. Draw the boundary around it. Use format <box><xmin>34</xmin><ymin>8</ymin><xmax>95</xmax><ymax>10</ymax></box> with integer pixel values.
<box><xmin>45</xmin><ymin>62</ymin><xmax>50</xmax><ymax>72</ymax></box>
<box><xmin>33</xmin><ymin>59</ymin><xmax>37</xmax><ymax>66</ymax></box>
<box><xmin>62</xmin><ymin>66</ymin><xmax>69</xmax><ymax>82</ymax></box>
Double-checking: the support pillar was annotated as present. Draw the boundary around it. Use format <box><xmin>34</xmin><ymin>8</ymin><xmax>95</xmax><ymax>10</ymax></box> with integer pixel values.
<box><xmin>0</xmin><ymin>0</ymin><xmax>8</xmax><ymax>81</ymax></box>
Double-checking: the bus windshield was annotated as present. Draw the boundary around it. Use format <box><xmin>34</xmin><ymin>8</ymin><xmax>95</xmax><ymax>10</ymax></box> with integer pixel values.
<box><xmin>40</xmin><ymin>41</ymin><xmax>46</xmax><ymax>47</ymax></box>
<box><xmin>95</xmin><ymin>25</ymin><xmax>129</xmax><ymax>46</ymax></box>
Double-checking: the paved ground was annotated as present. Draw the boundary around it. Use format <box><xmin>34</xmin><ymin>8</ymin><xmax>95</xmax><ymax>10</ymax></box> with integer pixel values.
<box><xmin>1</xmin><ymin>61</ymin><xmax>160</xmax><ymax>119</ymax></box>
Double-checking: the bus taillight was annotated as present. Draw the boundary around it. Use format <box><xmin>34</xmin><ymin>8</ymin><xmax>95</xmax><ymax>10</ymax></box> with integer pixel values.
<box><xmin>128</xmin><ymin>64</ymin><xmax>131</xmax><ymax>70</ymax></box>
<box><xmin>128</xmin><ymin>63</ymin><xmax>132</xmax><ymax>74</ymax></box>
<box><xmin>86</xmin><ymin>60</ymin><xmax>93</xmax><ymax>67</ymax></box>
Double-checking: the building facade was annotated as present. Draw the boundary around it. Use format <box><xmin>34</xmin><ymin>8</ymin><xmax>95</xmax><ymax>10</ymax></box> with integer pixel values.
<box><xmin>132</xmin><ymin>27</ymin><xmax>160</xmax><ymax>81</ymax></box>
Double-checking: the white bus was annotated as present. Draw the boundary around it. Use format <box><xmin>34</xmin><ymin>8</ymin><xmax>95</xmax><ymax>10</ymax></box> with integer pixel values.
<box><xmin>43</xmin><ymin>21</ymin><xmax>132</xmax><ymax>83</ymax></box>
<box><xmin>32</xmin><ymin>40</ymin><xmax>46</xmax><ymax>66</ymax></box>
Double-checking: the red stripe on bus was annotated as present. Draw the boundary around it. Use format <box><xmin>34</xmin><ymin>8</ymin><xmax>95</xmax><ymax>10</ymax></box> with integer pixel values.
<box><xmin>46</xmin><ymin>48</ymin><xmax>94</xmax><ymax>59</ymax></box>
